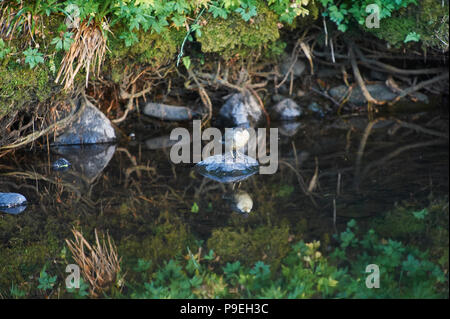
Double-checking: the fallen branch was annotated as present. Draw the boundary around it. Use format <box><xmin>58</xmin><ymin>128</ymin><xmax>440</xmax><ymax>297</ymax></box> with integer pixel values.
<box><xmin>349</xmin><ymin>47</ymin><xmax>385</xmax><ymax>106</ymax></box>
<box><xmin>389</xmin><ymin>72</ymin><xmax>449</xmax><ymax>105</ymax></box>
<box><xmin>0</xmin><ymin>98</ymin><xmax>85</xmax><ymax>151</ymax></box>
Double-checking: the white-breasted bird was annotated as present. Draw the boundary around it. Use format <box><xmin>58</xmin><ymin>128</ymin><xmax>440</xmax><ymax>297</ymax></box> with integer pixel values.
<box><xmin>224</xmin><ymin>127</ymin><xmax>250</xmax><ymax>155</ymax></box>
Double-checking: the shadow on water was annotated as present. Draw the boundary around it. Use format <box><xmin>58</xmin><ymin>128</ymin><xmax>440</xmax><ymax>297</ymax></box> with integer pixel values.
<box><xmin>0</xmin><ymin>109</ymin><xmax>448</xmax><ymax>266</ymax></box>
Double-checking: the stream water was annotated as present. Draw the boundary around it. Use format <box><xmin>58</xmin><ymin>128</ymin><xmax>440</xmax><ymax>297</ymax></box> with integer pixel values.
<box><xmin>0</xmin><ymin>104</ymin><xmax>448</xmax><ymax>288</ymax></box>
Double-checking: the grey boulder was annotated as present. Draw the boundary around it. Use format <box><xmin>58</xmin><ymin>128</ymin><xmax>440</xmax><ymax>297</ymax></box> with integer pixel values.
<box><xmin>272</xmin><ymin>98</ymin><xmax>303</xmax><ymax>120</ymax></box>
<box><xmin>219</xmin><ymin>91</ymin><xmax>262</xmax><ymax>126</ymax></box>
<box><xmin>329</xmin><ymin>84</ymin><xmax>429</xmax><ymax>105</ymax></box>
<box><xmin>53</xmin><ymin>98</ymin><xmax>116</xmax><ymax>145</ymax></box>
<box><xmin>280</xmin><ymin>59</ymin><xmax>306</xmax><ymax>78</ymax></box>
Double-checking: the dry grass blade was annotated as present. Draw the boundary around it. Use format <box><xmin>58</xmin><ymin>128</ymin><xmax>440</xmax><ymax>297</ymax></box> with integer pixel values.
<box><xmin>56</xmin><ymin>21</ymin><xmax>108</xmax><ymax>91</ymax></box>
<box><xmin>65</xmin><ymin>228</ymin><xmax>122</xmax><ymax>297</ymax></box>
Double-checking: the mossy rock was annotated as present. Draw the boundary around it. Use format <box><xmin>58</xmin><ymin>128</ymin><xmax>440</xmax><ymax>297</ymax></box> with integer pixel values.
<box><xmin>0</xmin><ymin>64</ymin><xmax>51</xmax><ymax>119</ymax></box>
<box><xmin>107</xmin><ymin>27</ymin><xmax>183</xmax><ymax>82</ymax></box>
<box><xmin>198</xmin><ymin>1</ymin><xmax>280</xmax><ymax>58</ymax></box>
<box><xmin>207</xmin><ymin>224</ymin><xmax>290</xmax><ymax>270</ymax></box>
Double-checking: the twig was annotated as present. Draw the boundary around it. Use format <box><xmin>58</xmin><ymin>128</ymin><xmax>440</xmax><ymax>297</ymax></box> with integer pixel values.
<box><xmin>389</xmin><ymin>72</ymin><xmax>449</xmax><ymax>105</ymax></box>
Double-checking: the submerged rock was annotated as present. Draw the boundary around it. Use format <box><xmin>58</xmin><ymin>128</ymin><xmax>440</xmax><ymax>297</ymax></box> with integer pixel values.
<box><xmin>195</xmin><ymin>153</ymin><xmax>259</xmax><ymax>183</ymax></box>
<box><xmin>143</xmin><ymin>103</ymin><xmax>196</xmax><ymax>121</ymax></box>
<box><xmin>219</xmin><ymin>91</ymin><xmax>262</xmax><ymax>127</ymax></box>
<box><xmin>0</xmin><ymin>192</ymin><xmax>27</xmax><ymax>215</ymax></box>
<box><xmin>307</xmin><ymin>102</ymin><xmax>327</xmax><ymax>118</ymax></box>
<box><xmin>54</xmin><ymin>98</ymin><xmax>116</xmax><ymax>145</ymax></box>
<box><xmin>145</xmin><ymin>134</ymin><xmax>187</xmax><ymax>150</ymax></box>
<box><xmin>272</xmin><ymin>98</ymin><xmax>303</xmax><ymax>120</ymax></box>
<box><xmin>329</xmin><ymin>84</ymin><xmax>429</xmax><ymax>105</ymax></box>
<box><xmin>52</xmin><ymin>157</ymin><xmax>71</xmax><ymax>171</ymax></box>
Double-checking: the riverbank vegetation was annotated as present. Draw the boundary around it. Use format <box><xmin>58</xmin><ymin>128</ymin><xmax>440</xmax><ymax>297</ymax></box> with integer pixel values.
<box><xmin>0</xmin><ymin>0</ymin><xmax>448</xmax><ymax>151</ymax></box>
<box><xmin>2</xmin><ymin>201</ymin><xmax>448</xmax><ymax>298</ymax></box>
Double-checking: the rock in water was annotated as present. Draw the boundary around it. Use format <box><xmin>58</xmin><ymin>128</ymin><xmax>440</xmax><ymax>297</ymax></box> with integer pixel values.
<box><xmin>195</xmin><ymin>153</ymin><xmax>259</xmax><ymax>183</ymax></box>
<box><xmin>143</xmin><ymin>103</ymin><xmax>195</xmax><ymax>121</ymax></box>
<box><xmin>219</xmin><ymin>91</ymin><xmax>262</xmax><ymax>126</ymax></box>
<box><xmin>0</xmin><ymin>193</ymin><xmax>27</xmax><ymax>215</ymax></box>
<box><xmin>280</xmin><ymin>59</ymin><xmax>306</xmax><ymax>78</ymax></box>
<box><xmin>54</xmin><ymin>98</ymin><xmax>116</xmax><ymax>145</ymax></box>
<box><xmin>52</xmin><ymin>157</ymin><xmax>71</xmax><ymax>171</ymax></box>
<box><xmin>329</xmin><ymin>84</ymin><xmax>397</xmax><ymax>105</ymax></box>
<box><xmin>329</xmin><ymin>84</ymin><xmax>428</xmax><ymax>105</ymax></box>
<box><xmin>272</xmin><ymin>98</ymin><xmax>302</xmax><ymax>120</ymax></box>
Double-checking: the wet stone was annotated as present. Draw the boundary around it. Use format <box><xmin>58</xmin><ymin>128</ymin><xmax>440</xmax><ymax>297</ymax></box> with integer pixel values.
<box><xmin>280</xmin><ymin>59</ymin><xmax>306</xmax><ymax>78</ymax></box>
<box><xmin>53</xmin><ymin>99</ymin><xmax>116</xmax><ymax>145</ymax></box>
<box><xmin>219</xmin><ymin>92</ymin><xmax>262</xmax><ymax>127</ymax></box>
<box><xmin>143</xmin><ymin>103</ymin><xmax>195</xmax><ymax>121</ymax></box>
<box><xmin>0</xmin><ymin>193</ymin><xmax>27</xmax><ymax>215</ymax></box>
<box><xmin>307</xmin><ymin>102</ymin><xmax>326</xmax><ymax>118</ymax></box>
<box><xmin>329</xmin><ymin>84</ymin><xmax>429</xmax><ymax>105</ymax></box>
<box><xmin>195</xmin><ymin>153</ymin><xmax>259</xmax><ymax>183</ymax></box>
<box><xmin>52</xmin><ymin>157</ymin><xmax>71</xmax><ymax>171</ymax></box>
<box><xmin>272</xmin><ymin>98</ymin><xmax>303</xmax><ymax>120</ymax></box>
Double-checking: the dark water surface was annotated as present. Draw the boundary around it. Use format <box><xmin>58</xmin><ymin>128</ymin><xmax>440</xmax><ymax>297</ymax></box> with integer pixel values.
<box><xmin>0</xmin><ymin>108</ymin><xmax>448</xmax><ymax>276</ymax></box>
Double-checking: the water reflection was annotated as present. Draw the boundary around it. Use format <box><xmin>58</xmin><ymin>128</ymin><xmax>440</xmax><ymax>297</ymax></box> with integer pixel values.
<box><xmin>53</xmin><ymin>144</ymin><xmax>116</xmax><ymax>182</ymax></box>
<box><xmin>0</xmin><ymin>192</ymin><xmax>27</xmax><ymax>215</ymax></box>
<box><xmin>195</xmin><ymin>153</ymin><xmax>259</xmax><ymax>183</ymax></box>
<box><xmin>0</xmin><ymin>204</ymin><xmax>27</xmax><ymax>215</ymax></box>
<box><xmin>226</xmin><ymin>190</ymin><xmax>253</xmax><ymax>217</ymax></box>
<box><xmin>0</xmin><ymin>111</ymin><xmax>447</xmax><ymax>249</ymax></box>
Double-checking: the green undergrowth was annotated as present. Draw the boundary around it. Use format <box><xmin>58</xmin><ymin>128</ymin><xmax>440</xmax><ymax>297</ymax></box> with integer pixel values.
<box><xmin>1</xmin><ymin>199</ymin><xmax>448</xmax><ymax>299</ymax></box>
<box><xmin>319</xmin><ymin>0</ymin><xmax>449</xmax><ymax>50</ymax></box>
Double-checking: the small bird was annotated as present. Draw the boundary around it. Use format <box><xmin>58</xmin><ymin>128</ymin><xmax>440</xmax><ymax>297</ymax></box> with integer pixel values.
<box><xmin>224</xmin><ymin>127</ymin><xmax>250</xmax><ymax>156</ymax></box>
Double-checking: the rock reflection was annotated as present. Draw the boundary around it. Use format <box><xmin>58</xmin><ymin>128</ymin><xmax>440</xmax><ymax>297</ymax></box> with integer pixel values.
<box><xmin>52</xmin><ymin>144</ymin><xmax>116</xmax><ymax>182</ymax></box>
<box><xmin>195</xmin><ymin>153</ymin><xmax>259</xmax><ymax>183</ymax></box>
<box><xmin>0</xmin><ymin>192</ymin><xmax>27</xmax><ymax>215</ymax></box>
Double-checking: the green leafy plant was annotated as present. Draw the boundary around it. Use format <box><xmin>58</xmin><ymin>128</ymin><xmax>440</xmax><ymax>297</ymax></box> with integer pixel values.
<box><xmin>0</xmin><ymin>39</ymin><xmax>12</xmax><ymax>60</ymax></box>
<box><xmin>37</xmin><ymin>266</ymin><xmax>57</xmax><ymax>291</ymax></box>
<box><xmin>10</xmin><ymin>284</ymin><xmax>27</xmax><ymax>298</ymax></box>
<box><xmin>23</xmin><ymin>47</ymin><xmax>44</xmax><ymax>69</ymax></box>
<box><xmin>191</xmin><ymin>202</ymin><xmax>199</xmax><ymax>213</ymax></box>
<box><xmin>404</xmin><ymin>31</ymin><xmax>421</xmax><ymax>43</ymax></box>
<box><xmin>51</xmin><ymin>32</ymin><xmax>74</xmax><ymax>51</ymax></box>
<box><xmin>320</xmin><ymin>0</ymin><xmax>418</xmax><ymax>32</ymax></box>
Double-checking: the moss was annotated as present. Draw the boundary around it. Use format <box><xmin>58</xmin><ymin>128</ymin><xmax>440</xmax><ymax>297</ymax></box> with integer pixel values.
<box><xmin>0</xmin><ymin>235</ymin><xmax>60</xmax><ymax>291</ymax></box>
<box><xmin>198</xmin><ymin>1</ymin><xmax>280</xmax><ymax>58</ymax></box>
<box><xmin>118</xmin><ymin>221</ymin><xmax>194</xmax><ymax>276</ymax></box>
<box><xmin>207</xmin><ymin>224</ymin><xmax>291</xmax><ymax>271</ymax></box>
<box><xmin>0</xmin><ymin>63</ymin><xmax>51</xmax><ymax>118</ymax></box>
<box><xmin>107</xmin><ymin>27</ymin><xmax>183</xmax><ymax>83</ymax></box>
<box><xmin>370</xmin><ymin>199</ymin><xmax>449</xmax><ymax>271</ymax></box>
<box><xmin>364</xmin><ymin>0</ymin><xmax>449</xmax><ymax>50</ymax></box>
